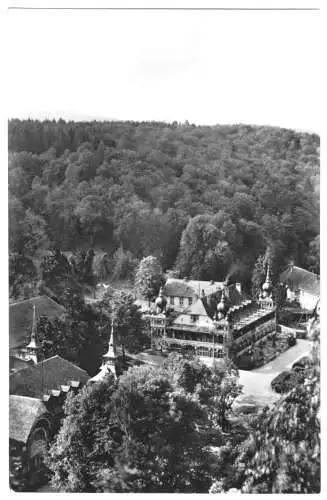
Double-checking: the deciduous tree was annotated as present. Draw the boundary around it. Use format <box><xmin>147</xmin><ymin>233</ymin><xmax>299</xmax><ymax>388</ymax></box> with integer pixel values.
<box><xmin>134</xmin><ymin>256</ymin><xmax>164</xmax><ymax>304</ymax></box>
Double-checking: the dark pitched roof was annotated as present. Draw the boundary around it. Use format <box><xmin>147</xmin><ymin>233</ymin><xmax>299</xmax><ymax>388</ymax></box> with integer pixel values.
<box><xmin>205</xmin><ymin>284</ymin><xmax>248</xmax><ymax>317</ymax></box>
<box><xmin>171</xmin><ymin>283</ymin><xmax>249</xmax><ymax>321</ymax></box>
<box><xmin>280</xmin><ymin>265</ymin><xmax>320</xmax><ymax>296</ymax></box>
<box><xmin>10</xmin><ymin>295</ymin><xmax>66</xmax><ymax>350</ymax></box>
<box><xmin>187</xmin><ymin>280</ymin><xmax>224</xmax><ymax>296</ymax></box>
<box><xmin>163</xmin><ymin>278</ymin><xmax>224</xmax><ymax>298</ymax></box>
<box><xmin>9</xmin><ymin>356</ymin><xmax>34</xmax><ymax>373</ymax></box>
<box><xmin>163</xmin><ymin>279</ymin><xmax>197</xmax><ymax>298</ymax></box>
<box><xmin>9</xmin><ymin>395</ymin><xmax>48</xmax><ymax>443</ymax></box>
<box><xmin>10</xmin><ymin>355</ymin><xmax>90</xmax><ymax>399</ymax></box>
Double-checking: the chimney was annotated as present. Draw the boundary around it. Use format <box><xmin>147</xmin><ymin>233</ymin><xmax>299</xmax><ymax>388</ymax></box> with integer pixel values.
<box><xmin>183</xmin><ymin>276</ymin><xmax>188</xmax><ymax>281</ymax></box>
<box><xmin>210</xmin><ymin>280</ymin><xmax>215</xmax><ymax>285</ymax></box>
<box><xmin>235</xmin><ymin>282</ymin><xmax>242</xmax><ymax>294</ymax></box>
<box><xmin>223</xmin><ymin>282</ymin><xmax>229</xmax><ymax>299</ymax></box>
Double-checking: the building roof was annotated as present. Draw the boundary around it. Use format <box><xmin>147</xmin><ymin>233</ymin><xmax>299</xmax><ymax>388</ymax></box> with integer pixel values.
<box><xmin>280</xmin><ymin>265</ymin><xmax>320</xmax><ymax>296</ymax></box>
<box><xmin>10</xmin><ymin>355</ymin><xmax>90</xmax><ymax>399</ymax></box>
<box><xmin>9</xmin><ymin>295</ymin><xmax>66</xmax><ymax>350</ymax></box>
<box><xmin>163</xmin><ymin>279</ymin><xmax>198</xmax><ymax>298</ymax></box>
<box><xmin>184</xmin><ymin>298</ymin><xmax>211</xmax><ymax>317</ymax></box>
<box><xmin>170</xmin><ymin>283</ymin><xmax>249</xmax><ymax>325</ymax></box>
<box><xmin>163</xmin><ymin>278</ymin><xmax>224</xmax><ymax>298</ymax></box>
<box><xmin>9</xmin><ymin>355</ymin><xmax>34</xmax><ymax>373</ymax></box>
<box><xmin>9</xmin><ymin>395</ymin><xmax>48</xmax><ymax>444</ymax></box>
<box><xmin>187</xmin><ymin>280</ymin><xmax>224</xmax><ymax>297</ymax></box>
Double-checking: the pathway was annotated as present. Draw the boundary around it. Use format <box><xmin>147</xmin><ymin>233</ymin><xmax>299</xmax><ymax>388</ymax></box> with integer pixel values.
<box><xmin>235</xmin><ymin>339</ymin><xmax>312</xmax><ymax>408</ymax></box>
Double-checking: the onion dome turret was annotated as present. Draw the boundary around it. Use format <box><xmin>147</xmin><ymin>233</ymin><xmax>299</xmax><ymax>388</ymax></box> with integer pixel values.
<box><xmin>217</xmin><ymin>290</ymin><xmax>228</xmax><ymax>319</ymax></box>
<box><xmin>262</xmin><ymin>263</ymin><xmax>272</xmax><ymax>297</ymax></box>
<box><xmin>155</xmin><ymin>287</ymin><xmax>167</xmax><ymax>313</ymax></box>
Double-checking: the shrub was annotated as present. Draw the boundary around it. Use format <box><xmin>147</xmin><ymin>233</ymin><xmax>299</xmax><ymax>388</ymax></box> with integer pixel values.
<box><xmin>271</xmin><ymin>370</ymin><xmax>304</xmax><ymax>394</ymax></box>
<box><xmin>287</xmin><ymin>334</ymin><xmax>296</xmax><ymax>347</ymax></box>
<box><xmin>236</xmin><ymin>346</ymin><xmax>265</xmax><ymax>370</ymax></box>
<box><xmin>292</xmin><ymin>356</ymin><xmax>312</xmax><ymax>372</ymax></box>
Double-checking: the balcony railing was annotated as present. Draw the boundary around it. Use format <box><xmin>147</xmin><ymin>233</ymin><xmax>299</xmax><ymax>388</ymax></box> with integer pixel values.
<box><xmin>165</xmin><ymin>337</ymin><xmax>223</xmax><ymax>348</ymax></box>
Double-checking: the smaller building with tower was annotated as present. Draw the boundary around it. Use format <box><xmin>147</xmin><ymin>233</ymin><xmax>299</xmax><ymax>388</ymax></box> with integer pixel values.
<box><xmin>89</xmin><ymin>317</ymin><xmax>118</xmax><ymax>382</ymax></box>
<box><xmin>9</xmin><ymin>300</ymin><xmax>90</xmax><ymax>489</ymax></box>
<box><xmin>145</xmin><ymin>265</ymin><xmax>277</xmax><ymax>365</ymax></box>
<box><xmin>280</xmin><ymin>263</ymin><xmax>320</xmax><ymax>312</ymax></box>
<box><xmin>9</xmin><ymin>295</ymin><xmax>66</xmax><ymax>371</ymax></box>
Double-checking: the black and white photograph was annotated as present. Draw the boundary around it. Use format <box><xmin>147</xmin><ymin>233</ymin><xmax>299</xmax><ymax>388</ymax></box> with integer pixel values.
<box><xmin>6</xmin><ymin>0</ymin><xmax>321</xmax><ymax>494</ymax></box>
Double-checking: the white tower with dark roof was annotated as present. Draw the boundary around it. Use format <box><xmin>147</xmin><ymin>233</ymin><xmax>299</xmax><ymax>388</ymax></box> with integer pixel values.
<box><xmin>25</xmin><ymin>304</ymin><xmax>42</xmax><ymax>364</ymax></box>
<box><xmin>259</xmin><ymin>263</ymin><xmax>274</xmax><ymax>309</ymax></box>
<box><xmin>90</xmin><ymin>318</ymin><xmax>117</xmax><ymax>382</ymax></box>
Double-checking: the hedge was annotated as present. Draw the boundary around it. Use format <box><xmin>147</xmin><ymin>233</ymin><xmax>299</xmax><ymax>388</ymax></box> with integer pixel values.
<box><xmin>271</xmin><ymin>369</ymin><xmax>304</xmax><ymax>394</ymax></box>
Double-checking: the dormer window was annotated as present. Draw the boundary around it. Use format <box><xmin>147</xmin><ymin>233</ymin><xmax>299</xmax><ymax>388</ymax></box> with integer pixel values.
<box><xmin>191</xmin><ymin>315</ymin><xmax>198</xmax><ymax>323</ymax></box>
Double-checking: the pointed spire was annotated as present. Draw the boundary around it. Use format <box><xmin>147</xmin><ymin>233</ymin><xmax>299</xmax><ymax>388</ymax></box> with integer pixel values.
<box><xmin>90</xmin><ymin>313</ymin><xmax>118</xmax><ymax>383</ymax></box>
<box><xmin>266</xmin><ymin>262</ymin><xmax>272</xmax><ymax>284</ymax></box>
<box><xmin>103</xmin><ymin>317</ymin><xmax>117</xmax><ymax>361</ymax></box>
<box><xmin>262</xmin><ymin>262</ymin><xmax>272</xmax><ymax>293</ymax></box>
<box><xmin>26</xmin><ymin>303</ymin><xmax>42</xmax><ymax>364</ymax></box>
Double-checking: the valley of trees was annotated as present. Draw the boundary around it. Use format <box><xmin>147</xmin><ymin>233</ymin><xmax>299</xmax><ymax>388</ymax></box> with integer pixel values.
<box><xmin>9</xmin><ymin>119</ymin><xmax>320</xmax><ymax>301</ymax></box>
<box><xmin>8</xmin><ymin>119</ymin><xmax>320</xmax><ymax>493</ymax></box>
<box><xmin>45</xmin><ymin>328</ymin><xmax>320</xmax><ymax>494</ymax></box>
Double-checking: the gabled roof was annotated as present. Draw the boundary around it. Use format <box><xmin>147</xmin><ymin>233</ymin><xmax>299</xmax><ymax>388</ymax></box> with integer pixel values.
<box><xmin>9</xmin><ymin>395</ymin><xmax>48</xmax><ymax>444</ymax></box>
<box><xmin>9</xmin><ymin>355</ymin><xmax>34</xmax><ymax>373</ymax></box>
<box><xmin>184</xmin><ymin>298</ymin><xmax>211</xmax><ymax>317</ymax></box>
<box><xmin>9</xmin><ymin>295</ymin><xmax>66</xmax><ymax>350</ymax></box>
<box><xmin>280</xmin><ymin>265</ymin><xmax>320</xmax><ymax>296</ymax></box>
<box><xmin>171</xmin><ymin>283</ymin><xmax>248</xmax><ymax>323</ymax></box>
<box><xmin>163</xmin><ymin>279</ymin><xmax>197</xmax><ymax>298</ymax></box>
<box><xmin>187</xmin><ymin>280</ymin><xmax>224</xmax><ymax>297</ymax></box>
<box><xmin>10</xmin><ymin>355</ymin><xmax>90</xmax><ymax>399</ymax></box>
<box><xmin>163</xmin><ymin>278</ymin><xmax>224</xmax><ymax>298</ymax></box>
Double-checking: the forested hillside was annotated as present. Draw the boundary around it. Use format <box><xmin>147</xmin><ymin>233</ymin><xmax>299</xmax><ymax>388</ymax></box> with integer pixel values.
<box><xmin>8</xmin><ymin>119</ymin><xmax>320</xmax><ymax>300</ymax></box>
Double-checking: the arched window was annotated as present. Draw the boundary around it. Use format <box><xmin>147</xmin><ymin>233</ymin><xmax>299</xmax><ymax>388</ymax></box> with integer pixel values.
<box><xmin>197</xmin><ymin>346</ymin><xmax>209</xmax><ymax>357</ymax></box>
<box><xmin>29</xmin><ymin>426</ymin><xmax>48</xmax><ymax>471</ymax></box>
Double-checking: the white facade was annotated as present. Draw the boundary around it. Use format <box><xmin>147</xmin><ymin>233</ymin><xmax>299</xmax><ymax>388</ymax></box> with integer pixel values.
<box><xmin>286</xmin><ymin>287</ymin><xmax>319</xmax><ymax>311</ymax></box>
<box><xmin>168</xmin><ymin>295</ymin><xmax>194</xmax><ymax>311</ymax></box>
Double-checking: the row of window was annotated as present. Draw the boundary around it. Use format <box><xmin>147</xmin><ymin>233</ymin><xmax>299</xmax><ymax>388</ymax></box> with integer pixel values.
<box><xmin>169</xmin><ymin>296</ymin><xmax>193</xmax><ymax>307</ymax></box>
<box><xmin>236</xmin><ymin>323</ymin><xmax>273</xmax><ymax>351</ymax></box>
<box><xmin>168</xmin><ymin>344</ymin><xmax>224</xmax><ymax>358</ymax></box>
<box><xmin>197</xmin><ymin>346</ymin><xmax>224</xmax><ymax>358</ymax></box>
<box><xmin>168</xmin><ymin>331</ymin><xmax>224</xmax><ymax>344</ymax></box>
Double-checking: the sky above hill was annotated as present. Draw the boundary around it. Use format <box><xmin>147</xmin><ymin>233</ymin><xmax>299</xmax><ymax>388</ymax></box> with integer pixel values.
<box><xmin>7</xmin><ymin>8</ymin><xmax>320</xmax><ymax>132</ymax></box>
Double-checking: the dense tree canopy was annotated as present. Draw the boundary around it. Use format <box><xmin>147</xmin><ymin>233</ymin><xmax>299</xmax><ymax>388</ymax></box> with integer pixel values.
<box><xmin>36</xmin><ymin>294</ymin><xmax>108</xmax><ymax>376</ymax></box>
<box><xmin>9</xmin><ymin>119</ymin><xmax>320</xmax><ymax>299</ymax></box>
<box><xmin>210</xmin><ymin>327</ymin><xmax>321</xmax><ymax>494</ymax></box>
<box><xmin>46</xmin><ymin>354</ymin><xmax>243</xmax><ymax>493</ymax></box>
